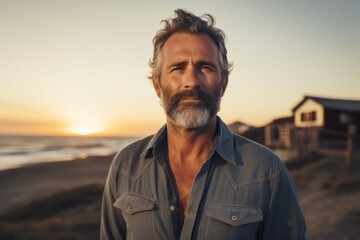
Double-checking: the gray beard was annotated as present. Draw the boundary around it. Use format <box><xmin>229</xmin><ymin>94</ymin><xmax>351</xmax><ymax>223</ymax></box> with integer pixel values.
<box><xmin>168</xmin><ymin>104</ymin><xmax>211</xmax><ymax>129</ymax></box>
<box><xmin>159</xmin><ymin>84</ymin><xmax>222</xmax><ymax>130</ymax></box>
<box><xmin>160</xmin><ymin>94</ymin><xmax>221</xmax><ymax>130</ymax></box>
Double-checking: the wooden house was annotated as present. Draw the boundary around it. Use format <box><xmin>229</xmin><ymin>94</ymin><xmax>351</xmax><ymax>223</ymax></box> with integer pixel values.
<box><xmin>265</xmin><ymin>116</ymin><xmax>294</xmax><ymax>148</ymax></box>
<box><xmin>265</xmin><ymin>95</ymin><xmax>360</xmax><ymax>157</ymax></box>
<box><xmin>292</xmin><ymin>95</ymin><xmax>360</xmax><ymax>153</ymax></box>
<box><xmin>292</xmin><ymin>95</ymin><xmax>360</xmax><ymax>133</ymax></box>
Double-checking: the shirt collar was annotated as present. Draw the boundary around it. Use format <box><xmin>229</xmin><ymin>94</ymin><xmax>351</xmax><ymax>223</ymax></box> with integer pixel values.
<box><xmin>213</xmin><ymin>117</ymin><xmax>236</xmax><ymax>165</ymax></box>
<box><xmin>139</xmin><ymin>124</ymin><xmax>167</xmax><ymax>158</ymax></box>
<box><xmin>139</xmin><ymin>117</ymin><xmax>236</xmax><ymax>165</ymax></box>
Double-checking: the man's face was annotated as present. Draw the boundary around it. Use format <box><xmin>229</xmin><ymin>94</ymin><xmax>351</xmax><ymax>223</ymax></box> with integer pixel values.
<box><xmin>153</xmin><ymin>32</ymin><xmax>228</xmax><ymax>129</ymax></box>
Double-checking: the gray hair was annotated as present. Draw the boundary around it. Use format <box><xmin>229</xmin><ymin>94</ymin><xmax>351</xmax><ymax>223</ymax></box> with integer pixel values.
<box><xmin>148</xmin><ymin>9</ymin><xmax>232</xmax><ymax>81</ymax></box>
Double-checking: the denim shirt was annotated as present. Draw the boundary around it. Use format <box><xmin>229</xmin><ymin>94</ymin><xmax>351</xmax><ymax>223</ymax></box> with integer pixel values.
<box><xmin>101</xmin><ymin>118</ymin><xmax>306</xmax><ymax>240</ymax></box>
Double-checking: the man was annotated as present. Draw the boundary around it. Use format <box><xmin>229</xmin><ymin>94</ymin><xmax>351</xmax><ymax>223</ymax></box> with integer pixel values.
<box><xmin>101</xmin><ymin>9</ymin><xmax>306</xmax><ymax>240</ymax></box>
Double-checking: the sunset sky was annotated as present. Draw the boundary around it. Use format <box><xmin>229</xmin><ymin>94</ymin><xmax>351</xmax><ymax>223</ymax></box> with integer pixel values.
<box><xmin>1</xmin><ymin>0</ymin><xmax>359</xmax><ymax>136</ymax></box>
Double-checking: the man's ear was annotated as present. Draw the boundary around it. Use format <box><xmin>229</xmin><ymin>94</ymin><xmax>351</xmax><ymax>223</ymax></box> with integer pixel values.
<box><xmin>220</xmin><ymin>76</ymin><xmax>228</xmax><ymax>97</ymax></box>
<box><xmin>152</xmin><ymin>76</ymin><xmax>162</xmax><ymax>98</ymax></box>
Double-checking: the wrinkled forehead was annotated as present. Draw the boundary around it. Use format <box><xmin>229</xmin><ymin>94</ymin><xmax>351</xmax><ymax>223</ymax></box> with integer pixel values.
<box><xmin>160</xmin><ymin>32</ymin><xmax>221</xmax><ymax>66</ymax></box>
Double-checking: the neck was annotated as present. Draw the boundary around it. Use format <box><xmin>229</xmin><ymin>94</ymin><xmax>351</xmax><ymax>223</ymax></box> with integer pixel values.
<box><xmin>166</xmin><ymin>117</ymin><xmax>217</xmax><ymax>164</ymax></box>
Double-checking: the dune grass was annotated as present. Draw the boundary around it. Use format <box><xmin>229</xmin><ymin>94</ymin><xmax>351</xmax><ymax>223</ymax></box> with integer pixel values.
<box><xmin>0</xmin><ymin>184</ymin><xmax>103</xmax><ymax>240</ymax></box>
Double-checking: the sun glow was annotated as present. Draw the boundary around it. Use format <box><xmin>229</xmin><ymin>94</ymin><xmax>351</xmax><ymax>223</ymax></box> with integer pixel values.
<box><xmin>65</xmin><ymin>110</ymin><xmax>105</xmax><ymax>136</ymax></box>
<box><xmin>68</xmin><ymin>125</ymin><xmax>100</xmax><ymax>136</ymax></box>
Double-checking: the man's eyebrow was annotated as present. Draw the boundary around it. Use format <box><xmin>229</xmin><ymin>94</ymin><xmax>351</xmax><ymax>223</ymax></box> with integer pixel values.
<box><xmin>166</xmin><ymin>60</ymin><xmax>218</xmax><ymax>71</ymax></box>
<box><xmin>167</xmin><ymin>61</ymin><xmax>187</xmax><ymax>69</ymax></box>
<box><xmin>196</xmin><ymin>60</ymin><xmax>217</xmax><ymax>68</ymax></box>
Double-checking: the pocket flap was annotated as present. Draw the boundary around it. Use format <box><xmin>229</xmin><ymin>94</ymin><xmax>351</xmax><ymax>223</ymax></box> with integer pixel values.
<box><xmin>114</xmin><ymin>192</ymin><xmax>155</xmax><ymax>215</ymax></box>
<box><xmin>206</xmin><ymin>204</ymin><xmax>263</xmax><ymax>227</ymax></box>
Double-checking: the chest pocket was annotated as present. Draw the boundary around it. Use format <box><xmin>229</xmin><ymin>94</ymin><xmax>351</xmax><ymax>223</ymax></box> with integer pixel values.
<box><xmin>114</xmin><ymin>192</ymin><xmax>155</xmax><ymax>214</ymax></box>
<box><xmin>114</xmin><ymin>192</ymin><xmax>156</xmax><ymax>239</ymax></box>
<box><xmin>205</xmin><ymin>204</ymin><xmax>263</xmax><ymax>240</ymax></box>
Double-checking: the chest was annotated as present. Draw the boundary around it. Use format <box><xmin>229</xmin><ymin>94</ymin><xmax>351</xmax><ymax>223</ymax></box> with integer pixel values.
<box><xmin>117</xmin><ymin>159</ymin><xmax>268</xmax><ymax>240</ymax></box>
<box><xmin>170</xmin><ymin>162</ymin><xmax>200</xmax><ymax>212</ymax></box>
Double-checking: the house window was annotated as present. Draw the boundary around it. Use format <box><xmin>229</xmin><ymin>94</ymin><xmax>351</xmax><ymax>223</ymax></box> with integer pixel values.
<box><xmin>340</xmin><ymin>113</ymin><xmax>353</xmax><ymax>124</ymax></box>
<box><xmin>300</xmin><ymin>111</ymin><xmax>317</xmax><ymax>122</ymax></box>
<box><xmin>310</xmin><ymin>111</ymin><xmax>317</xmax><ymax>121</ymax></box>
<box><xmin>301</xmin><ymin>113</ymin><xmax>306</xmax><ymax>122</ymax></box>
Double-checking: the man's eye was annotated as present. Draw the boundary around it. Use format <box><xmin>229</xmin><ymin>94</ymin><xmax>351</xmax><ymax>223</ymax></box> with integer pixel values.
<box><xmin>201</xmin><ymin>66</ymin><xmax>213</xmax><ymax>72</ymax></box>
<box><xmin>171</xmin><ymin>67</ymin><xmax>183</xmax><ymax>72</ymax></box>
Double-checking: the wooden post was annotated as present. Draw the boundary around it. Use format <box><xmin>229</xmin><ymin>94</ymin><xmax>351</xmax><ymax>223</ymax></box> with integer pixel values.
<box><xmin>345</xmin><ymin>124</ymin><xmax>356</xmax><ymax>168</ymax></box>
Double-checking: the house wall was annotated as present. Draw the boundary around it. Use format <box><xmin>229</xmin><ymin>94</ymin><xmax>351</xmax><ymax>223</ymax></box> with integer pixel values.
<box><xmin>279</xmin><ymin>123</ymin><xmax>293</xmax><ymax>148</ymax></box>
<box><xmin>324</xmin><ymin>109</ymin><xmax>347</xmax><ymax>132</ymax></box>
<box><xmin>264</xmin><ymin>125</ymin><xmax>272</xmax><ymax>147</ymax></box>
<box><xmin>294</xmin><ymin>99</ymin><xmax>324</xmax><ymax>127</ymax></box>
<box><xmin>324</xmin><ymin>109</ymin><xmax>360</xmax><ymax>134</ymax></box>
<box><xmin>265</xmin><ymin>123</ymin><xmax>294</xmax><ymax>149</ymax></box>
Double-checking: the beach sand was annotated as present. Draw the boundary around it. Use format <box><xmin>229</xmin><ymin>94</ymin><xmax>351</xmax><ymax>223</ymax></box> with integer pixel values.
<box><xmin>0</xmin><ymin>154</ymin><xmax>359</xmax><ymax>239</ymax></box>
<box><xmin>0</xmin><ymin>154</ymin><xmax>114</xmax><ymax>215</ymax></box>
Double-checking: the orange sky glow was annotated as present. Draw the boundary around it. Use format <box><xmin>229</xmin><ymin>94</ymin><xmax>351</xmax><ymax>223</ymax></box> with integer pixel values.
<box><xmin>1</xmin><ymin>1</ymin><xmax>359</xmax><ymax>136</ymax></box>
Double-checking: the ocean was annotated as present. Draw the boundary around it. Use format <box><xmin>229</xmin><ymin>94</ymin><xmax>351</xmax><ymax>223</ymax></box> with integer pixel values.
<box><xmin>0</xmin><ymin>135</ymin><xmax>140</xmax><ymax>171</ymax></box>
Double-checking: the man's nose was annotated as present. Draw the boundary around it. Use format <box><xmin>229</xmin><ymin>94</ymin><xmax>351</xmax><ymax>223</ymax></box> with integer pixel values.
<box><xmin>184</xmin><ymin>67</ymin><xmax>200</xmax><ymax>89</ymax></box>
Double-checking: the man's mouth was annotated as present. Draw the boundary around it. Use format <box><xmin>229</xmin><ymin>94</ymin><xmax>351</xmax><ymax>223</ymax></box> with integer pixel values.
<box><xmin>180</xmin><ymin>97</ymin><xmax>201</xmax><ymax>102</ymax></box>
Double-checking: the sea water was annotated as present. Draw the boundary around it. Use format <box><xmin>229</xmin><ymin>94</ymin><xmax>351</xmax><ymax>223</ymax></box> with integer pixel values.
<box><xmin>0</xmin><ymin>136</ymin><xmax>139</xmax><ymax>171</ymax></box>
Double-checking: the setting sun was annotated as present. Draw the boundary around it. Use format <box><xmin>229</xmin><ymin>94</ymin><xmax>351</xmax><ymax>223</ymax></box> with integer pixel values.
<box><xmin>73</xmin><ymin>128</ymin><xmax>91</xmax><ymax>136</ymax></box>
<box><xmin>65</xmin><ymin>111</ymin><xmax>105</xmax><ymax>136</ymax></box>
<box><xmin>68</xmin><ymin>125</ymin><xmax>99</xmax><ymax>136</ymax></box>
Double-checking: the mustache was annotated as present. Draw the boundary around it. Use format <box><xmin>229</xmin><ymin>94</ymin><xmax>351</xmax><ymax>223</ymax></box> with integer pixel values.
<box><xmin>170</xmin><ymin>88</ymin><xmax>208</xmax><ymax>105</ymax></box>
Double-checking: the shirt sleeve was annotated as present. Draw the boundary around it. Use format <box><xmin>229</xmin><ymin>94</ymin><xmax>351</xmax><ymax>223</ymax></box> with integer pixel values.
<box><xmin>100</xmin><ymin>160</ymin><xmax>126</xmax><ymax>240</ymax></box>
<box><xmin>261</xmin><ymin>164</ymin><xmax>306</xmax><ymax>240</ymax></box>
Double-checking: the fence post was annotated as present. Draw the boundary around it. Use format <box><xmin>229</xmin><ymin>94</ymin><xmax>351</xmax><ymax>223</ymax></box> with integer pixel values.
<box><xmin>345</xmin><ymin>124</ymin><xmax>356</xmax><ymax>168</ymax></box>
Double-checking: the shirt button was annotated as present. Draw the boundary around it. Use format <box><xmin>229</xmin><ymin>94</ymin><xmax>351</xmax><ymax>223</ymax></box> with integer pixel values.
<box><xmin>169</xmin><ymin>205</ymin><xmax>176</xmax><ymax>211</ymax></box>
<box><xmin>231</xmin><ymin>215</ymin><xmax>238</xmax><ymax>221</ymax></box>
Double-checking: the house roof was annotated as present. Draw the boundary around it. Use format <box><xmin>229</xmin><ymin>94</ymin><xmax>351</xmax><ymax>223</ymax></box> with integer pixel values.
<box><xmin>292</xmin><ymin>95</ymin><xmax>360</xmax><ymax>112</ymax></box>
<box><xmin>268</xmin><ymin>116</ymin><xmax>293</xmax><ymax>125</ymax></box>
